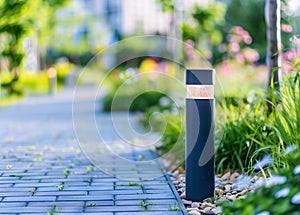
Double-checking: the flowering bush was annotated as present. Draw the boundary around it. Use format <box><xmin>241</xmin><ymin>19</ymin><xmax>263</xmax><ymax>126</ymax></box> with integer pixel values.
<box><xmin>218</xmin><ymin>26</ymin><xmax>259</xmax><ymax>65</ymax></box>
<box><xmin>280</xmin><ymin>35</ymin><xmax>300</xmax><ymax>73</ymax></box>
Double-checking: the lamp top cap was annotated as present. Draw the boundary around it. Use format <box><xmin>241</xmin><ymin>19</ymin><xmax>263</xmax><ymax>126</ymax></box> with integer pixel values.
<box><xmin>186</xmin><ymin>69</ymin><xmax>214</xmax><ymax>85</ymax></box>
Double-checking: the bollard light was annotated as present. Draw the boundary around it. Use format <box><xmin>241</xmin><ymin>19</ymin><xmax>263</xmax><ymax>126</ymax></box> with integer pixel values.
<box><xmin>48</xmin><ymin>67</ymin><xmax>57</xmax><ymax>95</ymax></box>
<box><xmin>185</xmin><ymin>69</ymin><xmax>215</xmax><ymax>202</ymax></box>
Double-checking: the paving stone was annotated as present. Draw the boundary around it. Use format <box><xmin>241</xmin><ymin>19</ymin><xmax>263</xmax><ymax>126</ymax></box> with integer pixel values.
<box><xmin>2</xmin><ymin>196</ymin><xmax>56</xmax><ymax>202</ymax></box>
<box><xmin>89</xmin><ymin>190</ymin><xmax>143</xmax><ymax>195</ymax></box>
<box><xmin>0</xmin><ymin>192</ymin><xmax>31</xmax><ymax>197</ymax></box>
<box><xmin>0</xmin><ymin>207</ymin><xmax>53</xmax><ymax>213</ymax></box>
<box><xmin>57</xmin><ymin>195</ymin><xmax>113</xmax><ymax>201</ymax></box>
<box><xmin>149</xmin><ymin>199</ymin><xmax>179</xmax><ymax>205</ymax></box>
<box><xmin>51</xmin><ymin>213</ymin><xmax>113</xmax><ymax>215</ymax></box>
<box><xmin>0</xmin><ymin>184</ymin><xmax>12</xmax><ymax>188</ymax></box>
<box><xmin>85</xmin><ymin>200</ymin><xmax>114</xmax><ymax>206</ymax></box>
<box><xmin>115</xmin><ymin>193</ymin><xmax>175</xmax><ymax>200</ymax></box>
<box><xmin>62</xmin><ymin>186</ymin><xmax>114</xmax><ymax>191</ymax></box>
<box><xmin>0</xmin><ymin>202</ymin><xmax>27</xmax><ymax>207</ymax></box>
<box><xmin>34</xmin><ymin>191</ymin><xmax>87</xmax><ymax>196</ymax></box>
<box><xmin>28</xmin><ymin>201</ymin><xmax>85</xmax><ymax>207</ymax></box>
<box><xmin>0</xmin><ymin>187</ymin><xmax>35</xmax><ymax>192</ymax></box>
<box><xmin>84</xmin><ymin>206</ymin><xmax>145</xmax><ymax>212</ymax></box>
<box><xmin>115</xmin><ymin>212</ymin><xmax>183</xmax><ymax>215</ymax></box>
<box><xmin>55</xmin><ymin>207</ymin><xmax>84</xmax><ymax>213</ymax></box>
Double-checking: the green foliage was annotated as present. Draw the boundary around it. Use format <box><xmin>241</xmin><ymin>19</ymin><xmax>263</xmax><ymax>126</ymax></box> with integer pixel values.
<box><xmin>101</xmin><ymin>69</ymin><xmax>174</xmax><ymax>112</ymax></box>
<box><xmin>54</xmin><ymin>62</ymin><xmax>74</xmax><ymax>86</ymax></box>
<box><xmin>273</xmin><ymin>73</ymin><xmax>300</xmax><ymax>146</ymax></box>
<box><xmin>103</xmin><ymin>90</ymin><xmax>166</xmax><ymax>112</ymax></box>
<box><xmin>0</xmin><ymin>0</ymin><xmax>70</xmax><ymax>94</ymax></box>
<box><xmin>0</xmin><ymin>0</ymin><xmax>35</xmax><ymax>69</ymax></box>
<box><xmin>0</xmin><ymin>0</ymin><xmax>70</xmax><ymax>69</ymax></box>
<box><xmin>215</xmin><ymin>96</ymin><xmax>277</xmax><ymax>173</ymax></box>
<box><xmin>267</xmin><ymin>72</ymin><xmax>300</xmax><ymax>171</ymax></box>
<box><xmin>216</xmin><ymin>71</ymin><xmax>300</xmax><ymax>174</ymax></box>
<box><xmin>221</xmin><ymin>150</ymin><xmax>300</xmax><ymax>215</ymax></box>
<box><xmin>156</xmin><ymin>0</ymin><xmax>173</xmax><ymax>11</ymax></box>
<box><xmin>182</xmin><ymin>2</ymin><xmax>226</xmax><ymax>46</ymax></box>
<box><xmin>141</xmin><ymin>110</ymin><xmax>184</xmax><ymax>170</ymax></box>
<box><xmin>159</xmin><ymin>113</ymin><xmax>184</xmax><ymax>154</ymax></box>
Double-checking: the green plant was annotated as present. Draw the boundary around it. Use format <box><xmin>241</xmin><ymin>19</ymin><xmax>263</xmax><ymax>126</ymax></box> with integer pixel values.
<box><xmin>159</xmin><ymin>113</ymin><xmax>184</xmax><ymax>153</ymax></box>
<box><xmin>138</xmin><ymin>199</ymin><xmax>155</xmax><ymax>207</ymax></box>
<box><xmin>48</xmin><ymin>204</ymin><xmax>59</xmax><ymax>215</ymax></box>
<box><xmin>86</xmin><ymin>165</ymin><xmax>93</xmax><ymax>173</ymax></box>
<box><xmin>54</xmin><ymin>62</ymin><xmax>74</xmax><ymax>86</ymax></box>
<box><xmin>215</xmin><ymin>95</ymin><xmax>277</xmax><ymax>173</ymax></box>
<box><xmin>267</xmin><ymin>71</ymin><xmax>300</xmax><ymax>171</ymax></box>
<box><xmin>118</xmin><ymin>182</ymin><xmax>145</xmax><ymax>191</ymax></box>
<box><xmin>168</xmin><ymin>201</ymin><xmax>181</xmax><ymax>211</ymax></box>
<box><xmin>58</xmin><ymin>184</ymin><xmax>64</xmax><ymax>191</ymax></box>
<box><xmin>88</xmin><ymin>202</ymin><xmax>96</xmax><ymax>207</ymax></box>
<box><xmin>221</xmin><ymin>150</ymin><xmax>300</xmax><ymax>215</ymax></box>
<box><xmin>103</xmin><ymin>90</ymin><xmax>168</xmax><ymax>112</ymax></box>
<box><xmin>63</xmin><ymin>168</ymin><xmax>70</xmax><ymax>177</ymax></box>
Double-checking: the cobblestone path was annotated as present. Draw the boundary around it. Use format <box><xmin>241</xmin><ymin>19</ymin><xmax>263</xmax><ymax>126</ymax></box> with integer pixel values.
<box><xmin>0</xmin><ymin>86</ymin><xmax>186</xmax><ymax>215</ymax></box>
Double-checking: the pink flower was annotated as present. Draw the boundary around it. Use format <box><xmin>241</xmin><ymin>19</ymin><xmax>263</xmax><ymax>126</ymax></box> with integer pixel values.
<box><xmin>232</xmin><ymin>26</ymin><xmax>244</xmax><ymax>35</ymax></box>
<box><xmin>186</xmin><ymin>39</ymin><xmax>195</xmax><ymax>47</ymax></box>
<box><xmin>229</xmin><ymin>42</ymin><xmax>240</xmax><ymax>53</ymax></box>
<box><xmin>236</xmin><ymin>53</ymin><xmax>245</xmax><ymax>64</ymax></box>
<box><xmin>204</xmin><ymin>50</ymin><xmax>212</xmax><ymax>59</ymax></box>
<box><xmin>219</xmin><ymin>61</ymin><xmax>231</xmax><ymax>76</ymax></box>
<box><xmin>243</xmin><ymin>35</ymin><xmax>252</xmax><ymax>44</ymax></box>
<box><xmin>242</xmin><ymin>47</ymin><xmax>259</xmax><ymax>63</ymax></box>
<box><xmin>218</xmin><ymin>44</ymin><xmax>227</xmax><ymax>53</ymax></box>
<box><xmin>281</xmin><ymin>61</ymin><xmax>293</xmax><ymax>73</ymax></box>
<box><xmin>227</xmin><ymin>34</ymin><xmax>241</xmax><ymax>43</ymax></box>
<box><xmin>290</xmin><ymin>36</ymin><xmax>300</xmax><ymax>47</ymax></box>
<box><xmin>281</xmin><ymin>24</ymin><xmax>293</xmax><ymax>33</ymax></box>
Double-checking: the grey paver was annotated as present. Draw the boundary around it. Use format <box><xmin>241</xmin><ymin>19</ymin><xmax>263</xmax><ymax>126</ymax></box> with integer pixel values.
<box><xmin>2</xmin><ymin>196</ymin><xmax>56</xmax><ymax>202</ymax></box>
<box><xmin>57</xmin><ymin>195</ymin><xmax>113</xmax><ymax>201</ymax></box>
<box><xmin>84</xmin><ymin>206</ymin><xmax>146</xmax><ymax>212</ymax></box>
<box><xmin>115</xmin><ymin>212</ymin><xmax>183</xmax><ymax>215</ymax></box>
<box><xmin>0</xmin><ymin>207</ymin><xmax>53</xmax><ymax>213</ymax></box>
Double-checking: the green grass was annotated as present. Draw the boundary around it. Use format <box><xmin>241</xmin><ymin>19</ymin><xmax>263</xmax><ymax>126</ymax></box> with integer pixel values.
<box><xmin>138</xmin><ymin>200</ymin><xmax>155</xmax><ymax>207</ymax></box>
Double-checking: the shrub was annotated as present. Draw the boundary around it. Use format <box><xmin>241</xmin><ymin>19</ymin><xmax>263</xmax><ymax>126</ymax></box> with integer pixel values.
<box><xmin>54</xmin><ymin>62</ymin><xmax>74</xmax><ymax>87</ymax></box>
<box><xmin>102</xmin><ymin>91</ymin><xmax>167</xmax><ymax>112</ymax></box>
<box><xmin>268</xmin><ymin>71</ymin><xmax>300</xmax><ymax>171</ymax></box>
<box><xmin>215</xmin><ymin>95</ymin><xmax>278</xmax><ymax>174</ymax></box>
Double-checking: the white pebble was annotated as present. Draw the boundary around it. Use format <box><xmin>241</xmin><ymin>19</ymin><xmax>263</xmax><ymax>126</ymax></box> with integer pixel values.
<box><xmin>188</xmin><ymin>210</ymin><xmax>201</xmax><ymax>215</ymax></box>
<box><xmin>191</xmin><ymin>202</ymin><xmax>200</xmax><ymax>208</ymax></box>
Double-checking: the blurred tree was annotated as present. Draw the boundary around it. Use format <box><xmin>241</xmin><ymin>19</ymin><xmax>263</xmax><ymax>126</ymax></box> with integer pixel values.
<box><xmin>0</xmin><ymin>0</ymin><xmax>37</xmax><ymax>93</ymax></box>
<box><xmin>265</xmin><ymin>0</ymin><xmax>281</xmax><ymax>112</ymax></box>
<box><xmin>157</xmin><ymin>0</ymin><xmax>174</xmax><ymax>12</ymax></box>
<box><xmin>182</xmin><ymin>2</ymin><xmax>226</xmax><ymax>61</ymax></box>
<box><xmin>0</xmin><ymin>0</ymin><xmax>69</xmax><ymax>93</ymax></box>
<box><xmin>34</xmin><ymin>0</ymin><xmax>70</xmax><ymax>69</ymax></box>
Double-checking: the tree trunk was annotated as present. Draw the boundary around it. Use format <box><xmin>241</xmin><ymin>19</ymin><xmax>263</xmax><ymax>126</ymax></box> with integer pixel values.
<box><xmin>265</xmin><ymin>0</ymin><xmax>281</xmax><ymax>112</ymax></box>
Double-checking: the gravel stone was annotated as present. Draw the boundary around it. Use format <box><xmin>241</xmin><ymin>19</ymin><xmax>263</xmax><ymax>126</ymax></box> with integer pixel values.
<box><xmin>191</xmin><ymin>202</ymin><xmax>200</xmax><ymax>208</ymax></box>
<box><xmin>188</xmin><ymin>210</ymin><xmax>201</xmax><ymax>215</ymax></box>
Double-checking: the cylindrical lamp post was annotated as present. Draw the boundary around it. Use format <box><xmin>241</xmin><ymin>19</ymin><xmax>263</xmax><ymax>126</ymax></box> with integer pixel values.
<box><xmin>48</xmin><ymin>67</ymin><xmax>57</xmax><ymax>95</ymax></box>
<box><xmin>185</xmin><ymin>69</ymin><xmax>215</xmax><ymax>202</ymax></box>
